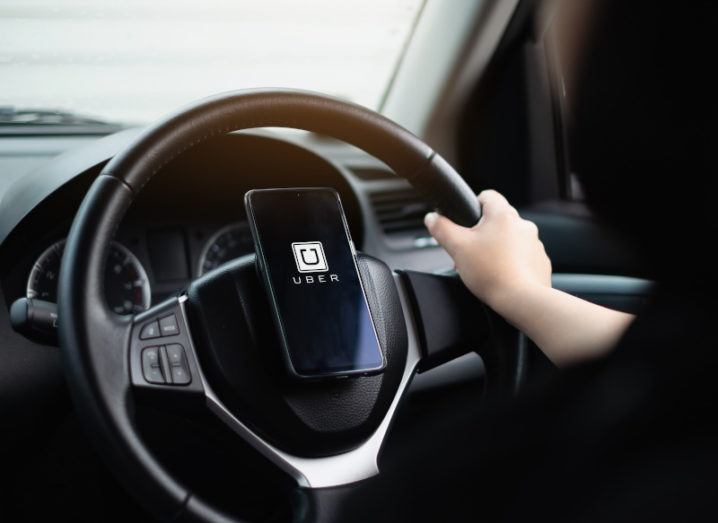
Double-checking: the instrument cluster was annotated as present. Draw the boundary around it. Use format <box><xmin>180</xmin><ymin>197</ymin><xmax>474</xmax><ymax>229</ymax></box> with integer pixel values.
<box><xmin>25</xmin><ymin>222</ymin><xmax>257</xmax><ymax>314</ymax></box>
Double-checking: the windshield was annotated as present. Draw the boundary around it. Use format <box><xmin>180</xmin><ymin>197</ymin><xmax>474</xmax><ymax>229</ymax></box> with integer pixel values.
<box><xmin>0</xmin><ymin>0</ymin><xmax>423</xmax><ymax>126</ymax></box>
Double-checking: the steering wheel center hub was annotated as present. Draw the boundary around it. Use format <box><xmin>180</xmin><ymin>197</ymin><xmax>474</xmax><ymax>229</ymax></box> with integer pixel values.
<box><xmin>185</xmin><ymin>253</ymin><xmax>407</xmax><ymax>456</ymax></box>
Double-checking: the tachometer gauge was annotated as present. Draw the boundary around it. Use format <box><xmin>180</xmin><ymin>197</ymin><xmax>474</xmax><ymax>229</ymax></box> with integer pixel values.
<box><xmin>198</xmin><ymin>222</ymin><xmax>254</xmax><ymax>276</ymax></box>
<box><xmin>26</xmin><ymin>240</ymin><xmax>151</xmax><ymax>315</ymax></box>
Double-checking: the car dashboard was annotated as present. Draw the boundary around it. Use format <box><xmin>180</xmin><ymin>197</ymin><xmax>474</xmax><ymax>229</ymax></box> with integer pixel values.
<box><xmin>0</xmin><ymin>130</ymin><xmax>453</xmax><ymax>321</ymax></box>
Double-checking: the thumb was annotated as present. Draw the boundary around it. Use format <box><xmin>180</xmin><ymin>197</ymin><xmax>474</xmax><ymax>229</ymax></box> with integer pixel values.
<box><xmin>424</xmin><ymin>212</ymin><xmax>468</xmax><ymax>256</ymax></box>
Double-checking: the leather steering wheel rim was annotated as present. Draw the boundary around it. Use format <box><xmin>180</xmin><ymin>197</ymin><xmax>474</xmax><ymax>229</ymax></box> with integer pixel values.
<box><xmin>58</xmin><ymin>89</ymin><xmax>486</xmax><ymax>522</ymax></box>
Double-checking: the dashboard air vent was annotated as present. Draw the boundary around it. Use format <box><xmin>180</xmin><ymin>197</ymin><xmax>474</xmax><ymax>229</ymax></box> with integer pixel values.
<box><xmin>369</xmin><ymin>189</ymin><xmax>432</xmax><ymax>235</ymax></box>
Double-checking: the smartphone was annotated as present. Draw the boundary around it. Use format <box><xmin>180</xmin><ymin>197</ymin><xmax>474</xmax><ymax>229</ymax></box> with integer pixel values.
<box><xmin>244</xmin><ymin>188</ymin><xmax>386</xmax><ymax>379</ymax></box>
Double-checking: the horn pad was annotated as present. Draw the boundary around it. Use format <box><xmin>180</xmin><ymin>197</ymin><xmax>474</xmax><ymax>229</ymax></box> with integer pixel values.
<box><xmin>185</xmin><ymin>253</ymin><xmax>407</xmax><ymax>457</ymax></box>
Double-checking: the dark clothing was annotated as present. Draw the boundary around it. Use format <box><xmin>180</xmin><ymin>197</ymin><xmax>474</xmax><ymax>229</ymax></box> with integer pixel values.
<box><xmin>347</xmin><ymin>289</ymin><xmax>718</xmax><ymax>521</ymax></box>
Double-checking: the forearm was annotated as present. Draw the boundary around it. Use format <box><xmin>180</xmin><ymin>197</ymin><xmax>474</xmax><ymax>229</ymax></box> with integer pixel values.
<box><xmin>424</xmin><ymin>191</ymin><xmax>635</xmax><ymax>366</ymax></box>
<box><xmin>491</xmin><ymin>284</ymin><xmax>635</xmax><ymax>366</ymax></box>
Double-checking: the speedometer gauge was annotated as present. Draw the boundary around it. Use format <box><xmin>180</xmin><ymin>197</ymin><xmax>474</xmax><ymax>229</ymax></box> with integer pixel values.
<box><xmin>198</xmin><ymin>222</ymin><xmax>254</xmax><ymax>276</ymax></box>
<box><xmin>26</xmin><ymin>240</ymin><xmax>151</xmax><ymax>315</ymax></box>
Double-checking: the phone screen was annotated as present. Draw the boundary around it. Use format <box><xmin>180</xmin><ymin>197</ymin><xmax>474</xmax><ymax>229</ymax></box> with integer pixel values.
<box><xmin>245</xmin><ymin>188</ymin><xmax>385</xmax><ymax>378</ymax></box>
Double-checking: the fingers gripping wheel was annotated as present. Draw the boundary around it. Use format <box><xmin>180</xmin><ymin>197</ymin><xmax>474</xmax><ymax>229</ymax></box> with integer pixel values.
<box><xmin>57</xmin><ymin>89</ymin><xmax>503</xmax><ymax>522</ymax></box>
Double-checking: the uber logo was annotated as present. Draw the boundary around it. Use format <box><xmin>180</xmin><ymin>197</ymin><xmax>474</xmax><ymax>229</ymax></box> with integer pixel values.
<box><xmin>291</xmin><ymin>241</ymin><xmax>328</xmax><ymax>273</ymax></box>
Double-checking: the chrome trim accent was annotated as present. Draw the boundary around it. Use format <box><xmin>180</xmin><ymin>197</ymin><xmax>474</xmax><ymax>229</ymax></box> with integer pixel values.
<box><xmin>178</xmin><ymin>274</ymin><xmax>421</xmax><ymax>488</ymax></box>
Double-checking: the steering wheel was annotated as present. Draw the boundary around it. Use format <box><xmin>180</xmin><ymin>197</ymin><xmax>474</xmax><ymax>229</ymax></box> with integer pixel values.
<box><xmin>58</xmin><ymin>89</ymin><xmax>526</xmax><ymax>522</ymax></box>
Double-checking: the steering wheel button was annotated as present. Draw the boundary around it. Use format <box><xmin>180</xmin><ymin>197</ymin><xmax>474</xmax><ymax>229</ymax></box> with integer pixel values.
<box><xmin>159</xmin><ymin>314</ymin><xmax>179</xmax><ymax>337</ymax></box>
<box><xmin>139</xmin><ymin>320</ymin><xmax>160</xmax><ymax>339</ymax></box>
<box><xmin>165</xmin><ymin>344</ymin><xmax>191</xmax><ymax>385</ymax></box>
<box><xmin>141</xmin><ymin>347</ymin><xmax>165</xmax><ymax>384</ymax></box>
<box><xmin>165</xmin><ymin>344</ymin><xmax>184</xmax><ymax>365</ymax></box>
<box><xmin>170</xmin><ymin>366</ymin><xmax>191</xmax><ymax>385</ymax></box>
<box><xmin>145</xmin><ymin>350</ymin><xmax>159</xmax><ymax>365</ymax></box>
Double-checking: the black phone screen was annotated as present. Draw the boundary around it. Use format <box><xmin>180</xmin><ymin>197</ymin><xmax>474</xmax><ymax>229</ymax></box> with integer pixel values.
<box><xmin>245</xmin><ymin>188</ymin><xmax>385</xmax><ymax>378</ymax></box>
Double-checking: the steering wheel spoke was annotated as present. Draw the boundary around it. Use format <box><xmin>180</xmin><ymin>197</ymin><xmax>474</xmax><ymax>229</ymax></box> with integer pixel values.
<box><xmin>128</xmin><ymin>296</ymin><xmax>205</xmax><ymax>404</ymax></box>
<box><xmin>397</xmin><ymin>270</ymin><xmax>491</xmax><ymax>370</ymax></box>
<box><xmin>397</xmin><ymin>269</ymin><xmax>526</xmax><ymax>395</ymax></box>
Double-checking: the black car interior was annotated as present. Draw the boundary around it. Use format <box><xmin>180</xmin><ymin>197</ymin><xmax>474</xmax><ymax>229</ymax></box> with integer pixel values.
<box><xmin>0</xmin><ymin>1</ymin><xmax>682</xmax><ymax>521</ymax></box>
